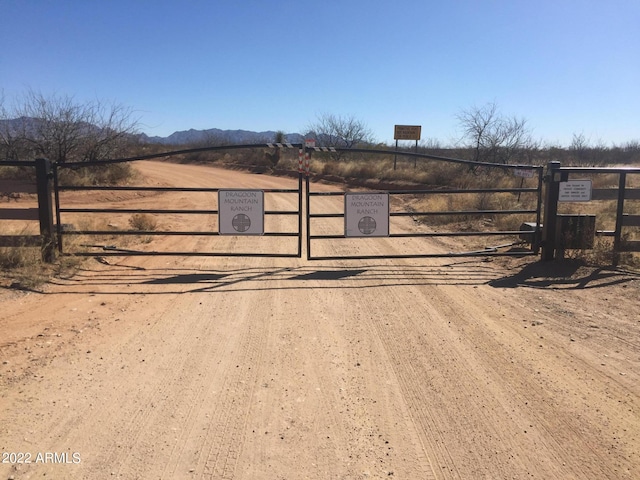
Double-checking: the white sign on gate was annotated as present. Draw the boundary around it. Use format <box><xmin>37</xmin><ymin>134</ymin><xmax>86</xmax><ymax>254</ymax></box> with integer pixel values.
<box><xmin>344</xmin><ymin>193</ymin><xmax>389</xmax><ymax>237</ymax></box>
<box><xmin>218</xmin><ymin>189</ymin><xmax>264</xmax><ymax>235</ymax></box>
<box><xmin>514</xmin><ymin>168</ymin><xmax>535</xmax><ymax>178</ymax></box>
<box><xmin>559</xmin><ymin>180</ymin><xmax>592</xmax><ymax>202</ymax></box>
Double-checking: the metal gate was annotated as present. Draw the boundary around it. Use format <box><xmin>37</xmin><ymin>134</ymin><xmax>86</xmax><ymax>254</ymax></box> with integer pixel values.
<box><xmin>541</xmin><ymin>161</ymin><xmax>640</xmax><ymax>262</ymax></box>
<box><xmin>305</xmin><ymin>148</ymin><xmax>544</xmax><ymax>260</ymax></box>
<box><xmin>53</xmin><ymin>144</ymin><xmax>304</xmax><ymax>258</ymax></box>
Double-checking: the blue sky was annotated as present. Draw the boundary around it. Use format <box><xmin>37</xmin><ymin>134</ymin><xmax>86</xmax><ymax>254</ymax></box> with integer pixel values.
<box><xmin>2</xmin><ymin>0</ymin><xmax>639</xmax><ymax>147</ymax></box>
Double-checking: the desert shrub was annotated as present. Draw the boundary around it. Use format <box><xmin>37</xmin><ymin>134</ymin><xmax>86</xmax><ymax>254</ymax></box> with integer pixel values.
<box><xmin>0</xmin><ymin>165</ymin><xmax>34</xmax><ymax>181</ymax></box>
<box><xmin>0</xmin><ymin>245</ymin><xmax>37</xmax><ymax>269</ymax></box>
<box><xmin>58</xmin><ymin>163</ymin><xmax>133</xmax><ymax>186</ymax></box>
<box><xmin>0</xmin><ymin>237</ymin><xmax>48</xmax><ymax>288</ymax></box>
<box><xmin>129</xmin><ymin>213</ymin><xmax>157</xmax><ymax>231</ymax></box>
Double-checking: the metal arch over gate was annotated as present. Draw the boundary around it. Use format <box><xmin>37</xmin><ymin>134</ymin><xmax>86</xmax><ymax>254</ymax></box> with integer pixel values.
<box><xmin>53</xmin><ymin>143</ymin><xmax>305</xmax><ymax>258</ymax></box>
<box><xmin>305</xmin><ymin>148</ymin><xmax>544</xmax><ymax>260</ymax></box>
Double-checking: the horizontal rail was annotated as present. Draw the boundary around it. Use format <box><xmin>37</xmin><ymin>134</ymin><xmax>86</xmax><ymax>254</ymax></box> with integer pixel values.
<box><xmin>0</xmin><ymin>207</ymin><xmax>39</xmax><ymax>220</ymax></box>
<box><xmin>558</xmin><ymin>166</ymin><xmax>640</xmax><ymax>174</ymax></box>
<box><xmin>56</xmin><ymin>185</ymin><xmax>299</xmax><ymax>194</ymax></box>
<box><xmin>592</xmin><ymin>188</ymin><xmax>640</xmax><ymax>200</ymax></box>
<box><xmin>0</xmin><ymin>160</ymin><xmax>37</xmax><ymax>167</ymax></box>
<box><xmin>57</xmin><ymin>143</ymin><xmax>304</xmax><ymax>168</ymax></box>
<box><xmin>58</xmin><ymin>185</ymin><xmax>221</xmax><ymax>192</ymax></box>
<box><xmin>387</xmin><ymin>188</ymin><xmax>539</xmax><ymax>195</ymax></box>
<box><xmin>308</xmin><ymin>188</ymin><xmax>539</xmax><ymax>196</ymax></box>
<box><xmin>0</xmin><ymin>184</ymin><xmax>37</xmax><ymax>194</ymax></box>
<box><xmin>310</xmin><ymin>230</ymin><xmax>535</xmax><ymax>239</ymax></box>
<box><xmin>66</xmin><ymin>251</ymin><xmax>302</xmax><ymax>258</ymax></box>
<box><xmin>61</xmin><ymin>208</ymin><xmax>219</xmax><ymax>214</ymax></box>
<box><xmin>309</xmin><ymin>210</ymin><xmax>538</xmax><ymax>218</ymax></box>
<box><xmin>323</xmin><ymin>147</ymin><xmax>545</xmax><ymax>171</ymax></box>
<box><xmin>622</xmin><ymin>214</ymin><xmax>640</xmax><ymax>227</ymax></box>
<box><xmin>393</xmin><ymin>209</ymin><xmax>537</xmax><ymax>216</ymax></box>
<box><xmin>619</xmin><ymin>240</ymin><xmax>640</xmax><ymax>252</ymax></box>
<box><xmin>63</xmin><ymin>230</ymin><xmax>299</xmax><ymax>237</ymax></box>
<box><xmin>308</xmin><ymin>251</ymin><xmax>537</xmax><ymax>260</ymax></box>
<box><xmin>58</xmin><ymin>208</ymin><xmax>300</xmax><ymax>215</ymax></box>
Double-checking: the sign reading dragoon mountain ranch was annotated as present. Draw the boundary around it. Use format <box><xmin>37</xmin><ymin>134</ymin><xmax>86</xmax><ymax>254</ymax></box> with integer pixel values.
<box><xmin>218</xmin><ymin>189</ymin><xmax>265</xmax><ymax>235</ymax></box>
<box><xmin>344</xmin><ymin>192</ymin><xmax>390</xmax><ymax>237</ymax></box>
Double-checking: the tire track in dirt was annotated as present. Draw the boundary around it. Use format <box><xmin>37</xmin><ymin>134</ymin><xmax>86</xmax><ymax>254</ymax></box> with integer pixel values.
<box><xmin>198</xmin><ymin>287</ymin><xmax>270</xmax><ymax>479</ymax></box>
<box><xmin>428</xmin><ymin>283</ymin><xmax>640</xmax><ymax>478</ymax></box>
<box><xmin>338</xmin><ymin>260</ymin><xmax>637</xmax><ymax>479</ymax></box>
<box><xmin>234</xmin><ymin>281</ymin><xmax>352</xmax><ymax>479</ymax></box>
<box><xmin>62</xmin><ymin>294</ymin><xmax>235</xmax><ymax>478</ymax></box>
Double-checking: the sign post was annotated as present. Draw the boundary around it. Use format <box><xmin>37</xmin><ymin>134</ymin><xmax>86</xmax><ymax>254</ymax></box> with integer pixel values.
<box><xmin>218</xmin><ymin>189</ymin><xmax>264</xmax><ymax>235</ymax></box>
<box><xmin>393</xmin><ymin>125</ymin><xmax>421</xmax><ymax>170</ymax></box>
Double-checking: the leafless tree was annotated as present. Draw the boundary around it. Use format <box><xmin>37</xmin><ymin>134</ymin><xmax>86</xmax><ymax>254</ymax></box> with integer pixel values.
<box><xmin>1</xmin><ymin>90</ymin><xmax>139</xmax><ymax>163</ymax></box>
<box><xmin>306</xmin><ymin>113</ymin><xmax>374</xmax><ymax>160</ymax></box>
<box><xmin>457</xmin><ymin>102</ymin><xmax>537</xmax><ymax>164</ymax></box>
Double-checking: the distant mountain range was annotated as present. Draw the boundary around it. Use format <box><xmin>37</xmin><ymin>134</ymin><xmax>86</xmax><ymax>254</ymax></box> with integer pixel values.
<box><xmin>138</xmin><ymin>128</ymin><xmax>305</xmax><ymax>146</ymax></box>
<box><xmin>0</xmin><ymin>117</ymin><xmax>304</xmax><ymax>146</ymax></box>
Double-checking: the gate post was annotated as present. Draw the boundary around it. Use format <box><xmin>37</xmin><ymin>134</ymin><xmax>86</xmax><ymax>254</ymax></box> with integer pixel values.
<box><xmin>541</xmin><ymin>161</ymin><xmax>562</xmax><ymax>261</ymax></box>
<box><xmin>35</xmin><ymin>158</ymin><xmax>56</xmax><ymax>263</ymax></box>
<box><xmin>612</xmin><ymin>172</ymin><xmax>627</xmax><ymax>266</ymax></box>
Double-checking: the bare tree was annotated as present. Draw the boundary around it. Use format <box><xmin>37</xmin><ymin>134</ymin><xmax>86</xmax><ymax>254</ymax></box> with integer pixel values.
<box><xmin>306</xmin><ymin>113</ymin><xmax>374</xmax><ymax>160</ymax></box>
<box><xmin>0</xmin><ymin>92</ymin><xmax>20</xmax><ymax>161</ymax></box>
<box><xmin>3</xmin><ymin>90</ymin><xmax>139</xmax><ymax>163</ymax></box>
<box><xmin>457</xmin><ymin>102</ymin><xmax>537</xmax><ymax>164</ymax></box>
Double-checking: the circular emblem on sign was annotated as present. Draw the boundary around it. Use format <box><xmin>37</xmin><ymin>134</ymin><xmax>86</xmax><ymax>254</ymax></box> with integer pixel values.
<box><xmin>358</xmin><ymin>216</ymin><xmax>377</xmax><ymax>235</ymax></box>
<box><xmin>232</xmin><ymin>214</ymin><xmax>251</xmax><ymax>232</ymax></box>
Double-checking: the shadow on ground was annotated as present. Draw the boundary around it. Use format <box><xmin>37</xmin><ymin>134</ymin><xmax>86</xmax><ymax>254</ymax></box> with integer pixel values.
<box><xmin>489</xmin><ymin>259</ymin><xmax>639</xmax><ymax>289</ymax></box>
<box><xmin>9</xmin><ymin>258</ymin><xmax>637</xmax><ymax>295</ymax></box>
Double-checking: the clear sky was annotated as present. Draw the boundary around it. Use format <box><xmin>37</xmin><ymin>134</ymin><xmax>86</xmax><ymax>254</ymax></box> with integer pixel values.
<box><xmin>2</xmin><ymin>0</ymin><xmax>639</xmax><ymax>147</ymax></box>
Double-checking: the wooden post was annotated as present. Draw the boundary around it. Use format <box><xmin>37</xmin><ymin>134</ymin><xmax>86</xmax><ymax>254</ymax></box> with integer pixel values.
<box><xmin>35</xmin><ymin>158</ymin><xmax>56</xmax><ymax>263</ymax></box>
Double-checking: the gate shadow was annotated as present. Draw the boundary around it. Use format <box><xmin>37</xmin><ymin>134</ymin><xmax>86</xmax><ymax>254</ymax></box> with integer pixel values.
<box><xmin>488</xmin><ymin>259</ymin><xmax>639</xmax><ymax>289</ymax></box>
<box><xmin>43</xmin><ymin>260</ymin><xmax>512</xmax><ymax>295</ymax></box>
<box><xmin>29</xmin><ymin>259</ymin><xmax>640</xmax><ymax>296</ymax></box>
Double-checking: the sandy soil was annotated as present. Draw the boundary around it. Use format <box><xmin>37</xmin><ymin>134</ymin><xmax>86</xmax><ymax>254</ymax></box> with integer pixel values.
<box><xmin>1</xmin><ymin>161</ymin><xmax>639</xmax><ymax>479</ymax></box>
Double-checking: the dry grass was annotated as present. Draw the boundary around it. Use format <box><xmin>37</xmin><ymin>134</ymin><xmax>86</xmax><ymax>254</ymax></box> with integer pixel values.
<box><xmin>57</xmin><ymin>163</ymin><xmax>135</xmax><ymax>186</ymax></box>
<box><xmin>0</xmin><ymin>227</ymin><xmax>49</xmax><ymax>289</ymax></box>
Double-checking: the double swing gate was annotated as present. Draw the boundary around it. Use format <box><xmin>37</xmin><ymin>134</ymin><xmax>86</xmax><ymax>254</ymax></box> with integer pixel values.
<box><xmin>48</xmin><ymin>144</ymin><xmax>544</xmax><ymax>261</ymax></box>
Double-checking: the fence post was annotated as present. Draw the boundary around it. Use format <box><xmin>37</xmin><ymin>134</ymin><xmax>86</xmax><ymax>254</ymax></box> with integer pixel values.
<box><xmin>35</xmin><ymin>158</ymin><xmax>56</xmax><ymax>263</ymax></box>
<box><xmin>612</xmin><ymin>172</ymin><xmax>627</xmax><ymax>266</ymax></box>
<box><xmin>541</xmin><ymin>161</ymin><xmax>562</xmax><ymax>261</ymax></box>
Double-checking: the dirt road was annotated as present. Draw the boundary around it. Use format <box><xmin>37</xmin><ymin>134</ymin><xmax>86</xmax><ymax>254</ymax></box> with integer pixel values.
<box><xmin>1</xmin><ymin>161</ymin><xmax>639</xmax><ymax>479</ymax></box>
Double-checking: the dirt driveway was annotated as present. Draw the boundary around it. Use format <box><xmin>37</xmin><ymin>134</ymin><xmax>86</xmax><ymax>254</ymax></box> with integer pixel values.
<box><xmin>1</xmin><ymin>161</ymin><xmax>639</xmax><ymax>479</ymax></box>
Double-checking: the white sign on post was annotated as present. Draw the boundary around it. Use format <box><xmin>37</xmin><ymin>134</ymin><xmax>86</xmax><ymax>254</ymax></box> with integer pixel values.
<box><xmin>559</xmin><ymin>180</ymin><xmax>592</xmax><ymax>202</ymax></box>
<box><xmin>218</xmin><ymin>189</ymin><xmax>264</xmax><ymax>235</ymax></box>
<box><xmin>344</xmin><ymin>193</ymin><xmax>389</xmax><ymax>237</ymax></box>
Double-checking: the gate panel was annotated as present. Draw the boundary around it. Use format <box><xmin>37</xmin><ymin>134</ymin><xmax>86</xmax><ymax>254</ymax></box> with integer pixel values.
<box><xmin>306</xmin><ymin>149</ymin><xmax>544</xmax><ymax>260</ymax></box>
<box><xmin>541</xmin><ymin>163</ymin><xmax>640</xmax><ymax>261</ymax></box>
<box><xmin>53</xmin><ymin>144</ymin><xmax>304</xmax><ymax>258</ymax></box>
